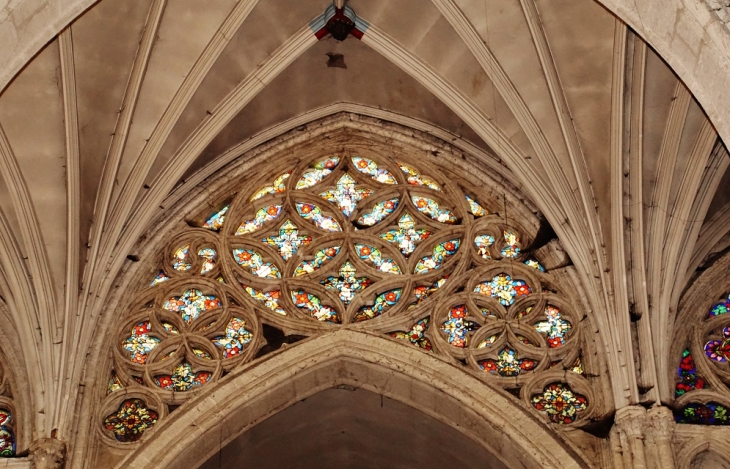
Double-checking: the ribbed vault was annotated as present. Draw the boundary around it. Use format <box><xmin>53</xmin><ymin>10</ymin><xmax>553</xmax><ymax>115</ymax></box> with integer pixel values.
<box><xmin>0</xmin><ymin>0</ymin><xmax>728</xmax><ymax>467</ymax></box>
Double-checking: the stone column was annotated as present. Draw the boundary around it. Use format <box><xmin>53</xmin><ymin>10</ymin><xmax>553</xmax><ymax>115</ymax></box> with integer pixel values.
<box><xmin>646</xmin><ymin>406</ymin><xmax>676</xmax><ymax>469</ymax></box>
<box><xmin>615</xmin><ymin>406</ymin><xmax>648</xmax><ymax>469</ymax></box>
<box><xmin>29</xmin><ymin>438</ymin><xmax>66</xmax><ymax>469</ymax></box>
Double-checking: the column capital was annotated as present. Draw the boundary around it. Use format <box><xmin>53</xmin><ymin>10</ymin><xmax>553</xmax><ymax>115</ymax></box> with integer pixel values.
<box><xmin>29</xmin><ymin>438</ymin><xmax>66</xmax><ymax>469</ymax></box>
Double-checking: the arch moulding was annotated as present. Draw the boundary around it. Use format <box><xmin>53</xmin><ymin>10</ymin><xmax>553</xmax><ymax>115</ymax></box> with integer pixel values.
<box><xmin>112</xmin><ymin>329</ymin><xmax>588</xmax><ymax>469</ymax></box>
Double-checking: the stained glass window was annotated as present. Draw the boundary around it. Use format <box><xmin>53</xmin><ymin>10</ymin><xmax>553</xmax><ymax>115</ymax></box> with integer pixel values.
<box><xmin>113</xmin><ymin>149</ymin><xmax>588</xmax><ymax>435</ymax></box>
<box><xmin>0</xmin><ymin>411</ymin><xmax>15</xmax><ymax>456</ymax></box>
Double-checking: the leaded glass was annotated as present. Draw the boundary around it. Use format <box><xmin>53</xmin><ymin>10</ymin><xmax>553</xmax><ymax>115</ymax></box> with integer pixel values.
<box><xmin>354</xmin><ymin>244</ymin><xmax>401</xmax><ymax>274</ymax></box>
<box><xmin>294</xmin><ymin>246</ymin><xmax>341</xmax><ymax>276</ymax></box>
<box><xmin>173</xmin><ymin>244</ymin><xmax>192</xmax><ymax>271</ymax></box>
<box><xmin>708</xmin><ymin>294</ymin><xmax>730</xmax><ymax>317</ymax></box>
<box><xmin>705</xmin><ymin>326</ymin><xmax>730</xmax><ymax>362</ymax></box>
<box><xmin>412</xmin><ymin>196</ymin><xmax>456</xmax><ymax>223</ymax></box>
<box><xmin>398</xmin><ymin>163</ymin><xmax>441</xmax><ymax>191</ymax></box>
<box><xmin>244</xmin><ymin>286</ymin><xmax>285</xmax><ymax>315</ymax></box>
<box><xmin>321</xmin><ymin>261</ymin><xmax>373</xmax><ymax>304</ymax></box>
<box><xmin>295</xmin><ymin>156</ymin><xmax>339</xmax><ymax>189</ymax></box>
<box><xmin>477</xmin><ymin>335</ymin><xmax>498</xmax><ymax>348</ymax></box>
<box><xmin>236</xmin><ymin>205</ymin><xmax>282</xmax><ymax>235</ymax></box>
<box><xmin>212</xmin><ymin>317</ymin><xmax>253</xmax><ymax>358</ymax></box>
<box><xmin>232</xmin><ymin>248</ymin><xmax>280</xmax><ymax>278</ymax></box>
<box><xmin>534</xmin><ymin>306</ymin><xmax>572</xmax><ymax>348</ymax></box>
<box><xmin>104</xmin><ymin>399</ymin><xmax>158</xmax><ymax>442</ymax></box>
<box><xmin>122</xmin><ymin>322</ymin><xmax>160</xmax><ymax>364</ymax></box>
<box><xmin>676</xmin><ymin>349</ymin><xmax>705</xmax><ymax>397</ymax></box>
<box><xmin>441</xmin><ymin>305</ymin><xmax>480</xmax><ymax>348</ymax></box>
<box><xmin>352</xmin><ymin>156</ymin><xmax>397</xmax><ymax>184</ymax></box>
<box><xmin>250</xmin><ymin>171</ymin><xmax>291</xmax><ymax>201</ymax></box>
<box><xmin>675</xmin><ymin>403</ymin><xmax>730</xmax><ymax>425</ymax></box>
<box><xmin>474</xmin><ymin>274</ymin><xmax>531</xmax><ymax>306</ymax></box>
<box><xmin>501</xmin><ymin>230</ymin><xmax>520</xmax><ymax>258</ymax></box>
<box><xmin>414</xmin><ymin>239</ymin><xmax>459</xmax><ymax>274</ymax></box>
<box><xmin>320</xmin><ymin>173</ymin><xmax>372</xmax><ymax>217</ymax></box>
<box><xmin>390</xmin><ymin>318</ymin><xmax>432</xmax><ymax>351</ymax></box>
<box><xmin>531</xmin><ymin>383</ymin><xmax>587</xmax><ymax>424</ymax></box>
<box><xmin>203</xmin><ymin>205</ymin><xmax>228</xmax><ymax>231</ymax></box>
<box><xmin>163</xmin><ymin>289</ymin><xmax>221</xmax><ymax>323</ymax></box>
<box><xmin>262</xmin><ymin>220</ymin><xmax>312</xmax><ymax>260</ymax></box>
<box><xmin>155</xmin><ymin>362</ymin><xmax>211</xmax><ymax>391</ymax></box>
<box><xmin>465</xmin><ymin>195</ymin><xmax>487</xmax><ymax>217</ymax></box>
<box><xmin>108</xmin><ymin>371</ymin><xmax>124</xmax><ymax>394</ymax></box>
<box><xmin>296</xmin><ymin>203</ymin><xmax>342</xmax><ymax>232</ymax></box>
<box><xmin>150</xmin><ymin>270</ymin><xmax>169</xmax><ymax>286</ymax></box>
<box><xmin>479</xmin><ymin>347</ymin><xmax>537</xmax><ymax>376</ymax></box>
<box><xmin>410</xmin><ymin>277</ymin><xmax>448</xmax><ymax>308</ymax></box>
<box><xmin>198</xmin><ymin>247</ymin><xmax>216</xmax><ymax>274</ymax></box>
<box><xmin>380</xmin><ymin>213</ymin><xmax>431</xmax><ymax>256</ymax></box>
<box><xmin>0</xmin><ymin>411</ymin><xmax>13</xmax><ymax>457</ymax></box>
<box><xmin>358</xmin><ymin>198</ymin><xmax>398</xmax><ymax>226</ymax></box>
<box><xmin>354</xmin><ymin>289</ymin><xmax>402</xmax><ymax>322</ymax></box>
<box><xmin>524</xmin><ymin>258</ymin><xmax>545</xmax><ymax>272</ymax></box>
<box><xmin>290</xmin><ymin>291</ymin><xmax>339</xmax><ymax>323</ymax></box>
<box><xmin>475</xmin><ymin>234</ymin><xmax>495</xmax><ymax>260</ymax></box>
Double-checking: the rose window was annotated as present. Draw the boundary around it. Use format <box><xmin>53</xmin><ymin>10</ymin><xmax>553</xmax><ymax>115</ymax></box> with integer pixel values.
<box><xmin>104</xmin><ymin>151</ymin><xmax>596</xmax><ymax>442</ymax></box>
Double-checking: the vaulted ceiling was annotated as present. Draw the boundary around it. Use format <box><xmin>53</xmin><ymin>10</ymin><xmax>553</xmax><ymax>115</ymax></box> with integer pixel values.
<box><xmin>0</xmin><ymin>0</ymin><xmax>728</xmax><ymax>452</ymax></box>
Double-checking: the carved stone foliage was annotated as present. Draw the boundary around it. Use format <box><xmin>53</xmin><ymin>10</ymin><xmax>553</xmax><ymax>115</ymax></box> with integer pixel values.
<box><xmin>100</xmin><ymin>126</ymin><xmax>604</xmax><ymax>445</ymax></box>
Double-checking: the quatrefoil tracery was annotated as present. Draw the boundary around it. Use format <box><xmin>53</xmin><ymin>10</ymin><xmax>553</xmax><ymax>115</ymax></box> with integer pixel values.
<box><xmin>106</xmin><ymin>150</ymin><xmax>594</xmax><ymax>443</ymax></box>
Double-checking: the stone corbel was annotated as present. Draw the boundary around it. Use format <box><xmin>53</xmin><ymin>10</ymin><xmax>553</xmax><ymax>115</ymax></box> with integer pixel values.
<box><xmin>614</xmin><ymin>406</ymin><xmax>648</xmax><ymax>469</ymax></box>
<box><xmin>28</xmin><ymin>439</ymin><xmax>66</xmax><ymax>469</ymax></box>
<box><xmin>645</xmin><ymin>406</ymin><xmax>676</xmax><ymax>469</ymax></box>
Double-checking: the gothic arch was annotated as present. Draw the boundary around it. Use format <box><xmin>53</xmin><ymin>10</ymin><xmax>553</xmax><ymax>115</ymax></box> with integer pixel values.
<box><xmin>111</xmin><ymin>329</ymin><xmax>589</xmax><ymax>469</ymax></box>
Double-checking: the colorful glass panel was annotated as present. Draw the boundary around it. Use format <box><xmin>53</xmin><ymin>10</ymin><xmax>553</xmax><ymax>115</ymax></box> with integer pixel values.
<box><xmin>294</xmin><ymin>246</ymin><xmax>341</xmax><ymax>276</ymax></box>
<box><xmin>570</xmin><ymin>357</ymin><xmax>585</xmax><ymax>375</ymax></box>
<box><xmin>203</xmin><ymin>205</ymin><xmax>228</xmax><ymax>231</ymax></box>
<box><xmin>398</xmin><ymin>163</ymin><xmax>441</xmax><ymax>191</ymax></box>
<box><xmin>295</xmin><ymin>156</ymin><xmax>340</xmax><ymax>189</ymax></box>
<box><xmin>104</xmin><ymin>399</ymin><xmax>158</xmax><ymax>442</ymax></box>
<box><xmin>290</xmin><ymin>291</ymin><xmax>339</xmax><ymax>323</ymax></box>
<box><xmin>250</xmin><ymin>171</ymin><xmax>291</xmax><ymax>201</ymax></box>
<box><xmin>172</xmin><ymin>244</ymin><xmax>192</xmax><ymax>271</ymax></box>
<box><xmin>262</xmin><ymin>220</ymin><xmax>312</xmax><ymax>260</ymax></box>
<box><xmin>675</xmin><ymin>403</ymin><xmax>730</xmax><ymax>425</ymax></box>
<box><xmin>531</xmin><ymin>383</ymin><xmax>587</xmax><ymax>424</ymax></box>
<box><xmin>390</xmin><ymin>318</ymin><xmax>432</xmax><ymax>351</ymax></box>
<box><xmin>705</xmin><ymin>326</ymin><xmax>730</xmax><ymax>362</ymax></box>
<box><xmin>150</xmin><ymin>270</ymin><xmax>169</xmax><ymax>287</ymax></box>
<box><xmin>161</xmin><ymin>322</ymin><xmax>179</xmax><ymax>334</ymax></box>
<box><xmin>108</xmin><ymin>371</ymin><xmax>124</xmax><ymax>394</ymax></box>
<box><xmin>192</xmin><ymin>348</ymin><xmax>212</xmax><ymax>360</ymax></box>
<box><xmin>501</xmin><ymin>230</ymin><xmax>520</xmax><ymax>258</ymax></box>
<box><xmin>465</xmin><ymin>195</ymin><xmax>487</xmax><ymax>217</ymax></box>
<box><xmin>441</xmin><ymin>305</ymin><xmax>480</xmax><ymax>348</ymax></box>
<box><xmin>475</xmin><ymin>234</ymin><xmax>495</xmax><ymax>260</ymax></box>
<box><xmin>479</xmin><ymin>347</ymin><xmax>537</xmax><ymax>376</ymax></box>
<box><xmin>474</xmin><ymin>273</ymin><xmax>531</xmax><ymax>306</ymax></box>
<box><xmin>122</xmin><ymin>322</ymin><xmax>160</xmax><ymax>364</ymax></box>
<box><xmin>163</xmin><ymin>289</ymin><xmax>221</xmax><ymax>324</ymax></box>
<box><xmin>676</xmin><ymin>349</ymin><xmax>706</xmax><ymax>397</ymax></box>
<box><xmin>352</xmin><ymin>156</ymin><xmax>397</xmax><ymax>184</ymax></box>
<box><xmin>236</xmin><ymin>205</ymin><xmax>282</xmax><ymax>235</ymax></box>
<box><xmin>477</xmin><ymin>335</ymin><xmax>498</xmax><ymax>348</ymax></box>
<box><xmin>155</xmin><ymin>363</ymin><xmax>211</xmax><ymax>391</ymax></box>
<box><xmin>411</xmin><ymin>196</ymin><xmax>456</xmax><ymax>223</ymax></box>
<box><xmin>410</xmin><ymin>277</ymin><xmax>448</xmax><ymax>308</ymax></box>
<box><xmin>0</xmin><ymin>411</ymin><xmax>14</xmax><ymax>457</ymax></box>
<box><xmin>354</xmin><ymin>244</ymin><xmax>401</xmax><ymax>274</ymax></box>
<box><xmin>534</xmin><ymin>306</ymin><xmax>572</xmax><ymax>348</ymax></box>
<box><xmin>354</xmin><ymin>289</ymin><xmax>401</xmax><ymax>322</ymax></box>
<box><xmin>320</xmin><ymin>173</ymin><xmax>372</xmax><ymax>217</ymax></box>
<box><xmin>708</xmin><ymin>294</ymin><xmax>730</xmax><ymax>317</ymax></box>
<box><xmin>321</xmin><ymin>261</ymin><xmax>373</xmax><ymax>304</ymax></box>
<box><xmin>296</xmin><ymin>203</ymin><xmax>342</xmax><ymax>232</ymax></box>
<box><xmin>414</xmin><ymin>239</ymin><xmax>460</xmax><ymax>274</ymax></box>
<box><xmin>198</xmin><ymin>247</ymin><xmax>216</xmax><ymax>274</ymax></box>
<box><xmin>244</xmin><ymin>286</ymin><xmax>285</xmax><ymax>315</ymax></box>
<box><xmin>524</xmin><ymin>258</ymin><xmax>545</xmax><ymax>272</ymax></box>
<box><xmin>358</xmin><ymin>198</ymin><xmax>398</xmax><ymax>226</ymax></box>
<box><xmin>212</xmin><ymin>317</ymin><xmax>253</xmax><ymax>358</ymax></box>
<box><xmin>380</xmin><ymin>213</ymin><xmax>431</xmax><ymax>256</ymax></box>
<box><xmin>232</xmin><ymin>248</ymin><xmax>280</xmax><ymax>278</ymax></box>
